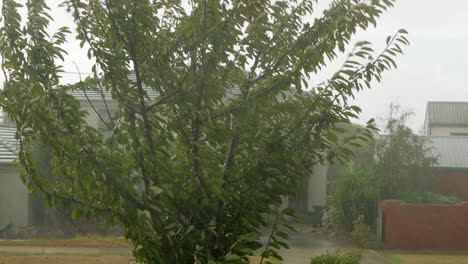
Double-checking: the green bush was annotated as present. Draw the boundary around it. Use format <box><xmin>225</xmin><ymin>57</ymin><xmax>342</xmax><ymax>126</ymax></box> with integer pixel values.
<box><xmin>350</xmin><ymin>215</ymin><xmax>382</xmax><ymax>249</ymax></box>
<box><xmin>401</xmin><ymin>192</ymin><xmax>459</xmax><ymax>204</ymax></box>
<box><xmin>321</xmin><ymin>207</ymin><xmax>345</xmax><ymax>234</ymax></box>
<box><xmin>332</xmin><ymin>169</ymin><xmax>378</xmax><ymax>231</ymax></box>
<box><xmin>298</xmin><ymin>207</ymin><xmax>325</xmax><ymax>227</ymax></box>
<box><xmin>310</xmin><ymin>250</ymin><xmax>362</xmax><ymax>264</ymax></box>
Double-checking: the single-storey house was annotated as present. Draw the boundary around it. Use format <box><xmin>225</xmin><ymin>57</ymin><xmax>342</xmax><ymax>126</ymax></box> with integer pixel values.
<box><xmin>0</xmin><ymin>72</ymin><xmax>331</xmax><ymax>228</ymax></box>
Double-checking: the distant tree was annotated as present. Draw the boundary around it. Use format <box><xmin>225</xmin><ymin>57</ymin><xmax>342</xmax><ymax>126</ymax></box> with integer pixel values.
<box><xmin>372</xmin><ymin>103</ymin><xmax>438</xmax><ymax>199</ymax></box>
<box><xmin>0</xmin><ymin>0</ymin><xmax>407</xmax><ymax>263</ymax></box>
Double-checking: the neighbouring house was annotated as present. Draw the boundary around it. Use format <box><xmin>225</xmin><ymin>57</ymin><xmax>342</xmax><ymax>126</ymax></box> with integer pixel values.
<box><xmin>424</xmin><ymin>101</ymin><xmax>468</xmax><ymax>201</ymax></box>
<box><xmin>0</xmin><ymin>72</ymin><xmax>331</xmax><ymax>228</ymax></box>
<box><xmin>425</xmin><ymin>101</ymin><xmax>468</xmax><ymax>136</ymax></box>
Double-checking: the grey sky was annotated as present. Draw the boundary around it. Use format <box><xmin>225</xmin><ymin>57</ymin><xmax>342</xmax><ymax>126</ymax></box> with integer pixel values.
<box><xmin>15</xmin><ymin>0</ymin><xmax>468</xmax><ymax>132</ymax></box>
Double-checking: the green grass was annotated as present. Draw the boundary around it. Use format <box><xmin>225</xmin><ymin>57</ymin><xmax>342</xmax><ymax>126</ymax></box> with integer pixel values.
<box><xmin>379</xmin><ymin>253</ymin><xmax>468</xmax><ymax>264</ymax></box>
<box><xmin>380</xmin><ymin>254</ymin><xmax>402</xmax><ymax>264</ymax></box>
<box><xmin>0</xmin><ymin>235</ymin><xmax>130</xmax><ymax>248</ymax></box>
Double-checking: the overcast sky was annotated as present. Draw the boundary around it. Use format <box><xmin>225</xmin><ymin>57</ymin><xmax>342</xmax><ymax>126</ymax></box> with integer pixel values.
<box><xmin>14</xmin><ymin>0</ymin><xmax>468</xmax><ymax>132</ymax></box>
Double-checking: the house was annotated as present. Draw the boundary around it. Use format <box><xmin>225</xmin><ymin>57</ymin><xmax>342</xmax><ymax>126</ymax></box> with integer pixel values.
<box><xmin>425</xmin><ymin>101</ymin><xmax>468</xmax><ymax>136</ymax></box>
<box><xmin>424</xmin><ymin>101</ymin><xmax>468</xmax><ymax>201</ymax></box>
<box><xmin>0</xmin><ymin>72</ymin><xmax>331</xmax><ymax>228</ymax></box>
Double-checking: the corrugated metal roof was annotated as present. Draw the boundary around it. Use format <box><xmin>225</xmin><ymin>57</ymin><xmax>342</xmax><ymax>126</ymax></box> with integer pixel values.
<box><xmin>67</xmin><ymin>72</ymin><xmax>300</xmax><ymax>102</ymax></box>
<box><xmin>428</xmin><ymin>136</ymin><xmax>468</xmax><ymax>169</ymax></box>
<box><xmin>426</xmin><ymin>102</ymin><xmax>468</xmax><ymax>127</ymax></box>
<box><xmin>0</xmin><ymin>126</ymin><xmax>18</xmax><ymax>164</ymax></box>
<box><xmin>67</xmin><ymin>73</ymin><xmax>159</xmax><ymax>101</ymax></box>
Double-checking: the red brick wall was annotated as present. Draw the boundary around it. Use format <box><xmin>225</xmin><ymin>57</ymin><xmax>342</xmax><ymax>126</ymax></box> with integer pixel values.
<box><xmin>432</xmin><ymin>171</ymin><xmax>468</xmax><ymax>201</ymax></box>
<box><xmin>381</xmin><ymin>201</ymin><xmax>468</xmax><ymax>249</ymax></box>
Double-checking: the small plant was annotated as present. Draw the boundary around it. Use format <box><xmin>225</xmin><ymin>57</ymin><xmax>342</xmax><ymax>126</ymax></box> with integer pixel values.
<box><xmin>310</xmin><ymin>250</ymin><xmax>362</xmax><ymax>264</ymax></box>
<box><xmin>321</xmin><ymin>207</ymin><xmax>345</xmax><ymax>234</ymax></box>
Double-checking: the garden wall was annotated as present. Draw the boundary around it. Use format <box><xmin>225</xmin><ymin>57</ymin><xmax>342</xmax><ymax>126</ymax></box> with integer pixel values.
<box><xmin>381</xmin><ymin>200</ymin><xmax>468</xmax><ymax>249</ymax></box>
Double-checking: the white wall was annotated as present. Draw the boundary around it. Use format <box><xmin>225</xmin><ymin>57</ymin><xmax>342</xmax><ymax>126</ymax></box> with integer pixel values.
<box><xmin>0</xmin><ymin>166</ymin><xmax>29</xmax><ymax>229</ymax></box>
<box><xmin>430</xmin><ymin>126</ymin><xmax>468</xmax><ymax>136</ymax></box>
<box><xmin>82</xmin><ymin>105</ymin><xmax>100</xmax><ymax>128</ymax></box>
<box><xmin>307</xmin><ymin>164</ymin><xmax>328</xmax><ymax>210</ymax></box>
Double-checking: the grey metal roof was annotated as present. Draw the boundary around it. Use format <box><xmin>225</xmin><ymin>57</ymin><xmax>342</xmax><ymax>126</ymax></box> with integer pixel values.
<box><xmin>67</xmin><ymin>73</ymin><xmax>159</xmax><ymax>101</ymax></box>
<box><xmin>67</xmin><ymin>72</ymin><xmax>300</xmax><ymax>102</ymax></box>
<box><xmin>425</xmin><ymin>102</ymin><xmax>468</xmax><ymax>127</ymax></box>
<box><xmin>0</xmin><ymin>126</ymin><xmax>18</xmax><ymax>164</ymax></box>
<box><xmin>428</xmin><ymin>136</ymin><xmax>468</xmax><ymax>169</ymax></box>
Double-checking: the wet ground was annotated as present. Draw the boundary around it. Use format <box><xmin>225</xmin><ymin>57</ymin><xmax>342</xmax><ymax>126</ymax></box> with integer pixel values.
<box><xmin>0</xmin><ymin>227</ymin><xmax>390</xmax><ymax>263</ymax></box>
<box><xmin>272</xmin><ymin>230</ymin><xmax>390</xmax><ymax>264</ymax></box>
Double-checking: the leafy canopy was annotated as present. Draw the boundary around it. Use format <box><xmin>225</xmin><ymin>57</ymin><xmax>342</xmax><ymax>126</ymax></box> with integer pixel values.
<box><xmin>0</xmin><ymin>0</ymin><xmax>407</xmax><ymax>263</ymax></box>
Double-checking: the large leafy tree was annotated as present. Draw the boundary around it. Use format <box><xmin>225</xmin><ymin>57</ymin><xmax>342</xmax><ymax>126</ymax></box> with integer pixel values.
<box><xmin>0</xmin><ymin>0</ymin><xmax>407</xmax><ymax>263</ymax></box>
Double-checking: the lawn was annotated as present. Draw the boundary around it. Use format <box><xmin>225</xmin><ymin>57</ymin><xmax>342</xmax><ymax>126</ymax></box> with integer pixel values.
<box><xmin>0</xmin><ymin>235</ymin><xmax>130</xmax><ymax>248</ymax></box>
<box><xmin>0</xmin><ymin>253</ymin><xmax>276</xmax><ymax>264</ymax></box>
<box><xmin>0</xmin><ymin>252</ymin><xmax>134</xmax><ymax>264</ymax></box>
<box><xmin>382</xmin><ymin>253</ymin><xmax>468</xmax><ymax>264</ymax></box>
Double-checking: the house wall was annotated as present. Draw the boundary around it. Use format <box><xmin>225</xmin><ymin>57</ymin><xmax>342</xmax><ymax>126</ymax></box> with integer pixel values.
<box><xmin>429</xmin><ymin>126</ymin><xmax>468</xmax><ymax>136</ymax></box>
<box><xmin>0</xmin><ymin>166</ymin><xmax>28</xmax><ymax>229</ymax></box>
<box><xmin>381</xmin><ymin>201</ymin><xmax>468</xmax><ymax>249</ymax></box>
<box><xmin>307</xmin><ymin>164</ymin><xmax>328</xmax><ymax>209</ymax></box>
<box><xmin>82</xmin><ymin>105</ymin><xmax>100</xmax><ymax>128</ymax></box>
<box><xmin>80</xmin><ymin>101</ymin><xmax>118</xmax><ymax>129</ymax></box>
<box><xmin>432</xmin><ymin>170</ymin><xmax>468</xmax><ymax>201</ymax></box>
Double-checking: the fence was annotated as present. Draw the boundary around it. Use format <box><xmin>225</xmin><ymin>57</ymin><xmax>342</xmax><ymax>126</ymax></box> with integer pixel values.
<box><xmin>381</xmin><ymin>200</ymin><xmax>468</xmax><ymax>249</ymax></box>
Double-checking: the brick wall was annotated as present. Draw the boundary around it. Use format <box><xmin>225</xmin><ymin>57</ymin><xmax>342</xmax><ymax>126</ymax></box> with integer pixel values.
<box><xmin>433</xmin><ymin>171</ymin><xmax>468</xmax><ymax>201</ymax></box>
<box><xmin>381</xmin><ymin>201</ymin><xmax>468</xmax><ymax>249</ymax></box>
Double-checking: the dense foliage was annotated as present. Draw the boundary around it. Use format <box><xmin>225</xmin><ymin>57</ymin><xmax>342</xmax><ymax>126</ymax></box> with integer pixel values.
<box><xmin>402</xmin><ymin>192</ymin><xmax>459</xmax><ymax>205</ymax></box>
<box><xmin>372</xmin><ymin>104</ymin><xmax>438</xmax><ymax>199</ymax></box>
<box><xmin>332</xmin><ymin>169</ymin><xmax>378</xmax><ymax>231</ymax></box>
<box><xmin>0</xmin><ymin>0</ymin><xmax>407</xmax><ymax>263</ymax></box>
<box><xmin>310</xmin><ymin>250</ymin><xmax>362</xmax><ymax>264</ymax></box>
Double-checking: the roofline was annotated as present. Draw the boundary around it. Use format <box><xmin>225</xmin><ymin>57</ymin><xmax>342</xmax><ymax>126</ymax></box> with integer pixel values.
<box><xmin>427</xmin><ymin>101</ymin><xmax>468</xmax><ymax>104</ymax></box>
<box><xmin>434</xmin><ymin>167</ymin><xmax>468</xmax><ymax>172</ymax></box>
<box><xmin>427</xmin><ymin>123</ymin><xmax>468</xmax><ymax>128</ymax></box>
<box><xmin>428</xmin><ymin>135</ymin><xmax>468</xmax><ymax>138</ymax></box>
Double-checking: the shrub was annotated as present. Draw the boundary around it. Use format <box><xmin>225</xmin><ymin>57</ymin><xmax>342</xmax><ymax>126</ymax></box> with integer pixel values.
<box><xmin>350</xmin><ymin>215</ymin><xmax>382</xmax><ymax>249</ymax></box>
<box><xmin>310</xmin><ymin>250</ymin><xmax>362</xmax><ymax>264</ymax></box>
<box><xmin>332</xmin><ymin>169</ymin><xmax>378</xmax><ymax>231</ymax></box>
<box><xmin>402</xmin><ymin>192</ymin><xmax>459</xmax><ymax>204</ymax></box>
<box><xmin>321</xmin><ymin>207</ymin><xmax>345</xmax><ymax>234</ymax></box>
<box><xmin>298</xmin><ymin>207</ymin><xmax>325</xmax><ymax>227</ymax></box>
